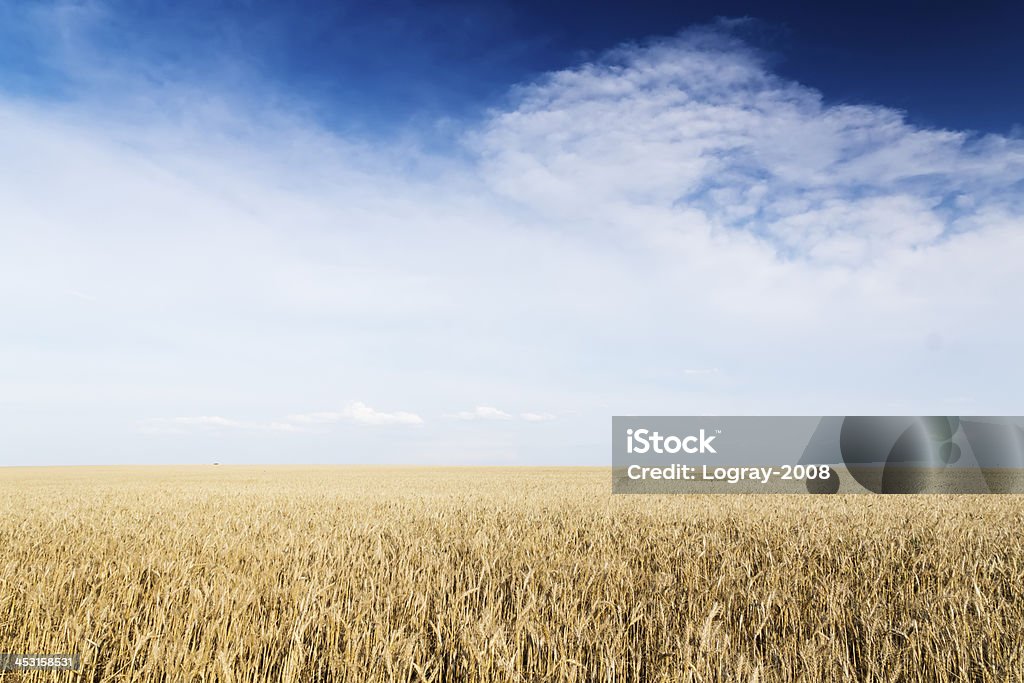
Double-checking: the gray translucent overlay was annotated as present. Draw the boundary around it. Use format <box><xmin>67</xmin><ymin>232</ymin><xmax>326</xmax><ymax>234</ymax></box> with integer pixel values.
<box><xmin>612</xmin><ymin>416</ymin><xmax>1024</xmax><ymax>494</ymax></box>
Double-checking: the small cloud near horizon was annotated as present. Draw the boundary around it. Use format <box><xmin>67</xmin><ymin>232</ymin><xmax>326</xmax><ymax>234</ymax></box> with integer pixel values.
<box><xmin>285</xmin><ymin>401</ymin><xmax>426</xmax><ymax>427</ymax></box>
<box><xmin>142</xmin><ymin>401</ymin><xmax>424</xmax><ymax>435</ymax></box>
<box><xmin>447</xmin><ymin>406</ymin><xmax>514</xmax><ymax>421</ymax></box>
<box><xmin>520</xmin><ymin>412</ymin><xmax>557</xmax><ymax>422</ymax></box>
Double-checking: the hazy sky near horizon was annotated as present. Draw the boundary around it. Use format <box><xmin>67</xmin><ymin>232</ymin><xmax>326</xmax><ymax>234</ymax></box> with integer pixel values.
<box><xmin>2</xmin><ymin>1</ymin><xmax>1023</xmax><ymax>465</ymax></box>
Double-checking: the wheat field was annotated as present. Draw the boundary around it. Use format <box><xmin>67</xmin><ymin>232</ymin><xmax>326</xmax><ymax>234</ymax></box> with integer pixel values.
<box><xmin>1</xmin><ymin>466</ymin><xmax>1022</xmax><ymax>682</ymax></box>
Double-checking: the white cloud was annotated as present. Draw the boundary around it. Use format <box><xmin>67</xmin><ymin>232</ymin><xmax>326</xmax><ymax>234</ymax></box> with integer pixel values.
<box><xmin>286</xmin><ymin>403</ymin><xmax>426</xmax><ymax>426</ymax></box>
<box><xmin>338</xmin><ymin>401</ymin><xmax>424</xmax><ymax>426</ymax></box>
<box><xmin>520</xmin><ymin>412</ymin><xmax>556</xmax><ymax>422</ymax></box>
<box><xmin>447</xmin><ymin>406</ymin><xmax>514</xmax><ymax>421</ymax></box>
<box><xmin>473</xmin><ymin>28</ymin><xmax>1024</xmax><ymax>268</ymax></box>
<box><xmin>138</xmin><ymin>416</ymin><xmax>300</xmax><ymax>434</ymax></box>
<box><xmin>4</xmin><ymin>22</ymin><xmax>1024</xmax><ymax>465</ymax></box>
<box><xmin>447</xmin><ymin>408</ymin><xmax>557</xmax><ymax>422</ymax></box>
<box><xmin>141</xmin><ymin>402</ymin><xmax>423</xmax><ymax>436</ymax></box>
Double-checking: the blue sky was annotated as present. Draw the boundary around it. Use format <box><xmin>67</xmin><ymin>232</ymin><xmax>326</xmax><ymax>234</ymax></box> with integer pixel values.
<box><xmin>4</xmin><ymin>1</ymin><xmax>1023</xmax><ymax>135</ymax></box>
<box><xmin>1</xmin><ymin>1</ymin><xmax>1023</xmax><ymax>465</ymax></box>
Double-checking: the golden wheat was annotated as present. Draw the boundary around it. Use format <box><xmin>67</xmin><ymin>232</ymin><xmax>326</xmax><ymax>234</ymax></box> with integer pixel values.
<box><xmin>1</xmin><ymin>466</ymin><xmax>1022</xmax><ymax>682</ymax></box>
